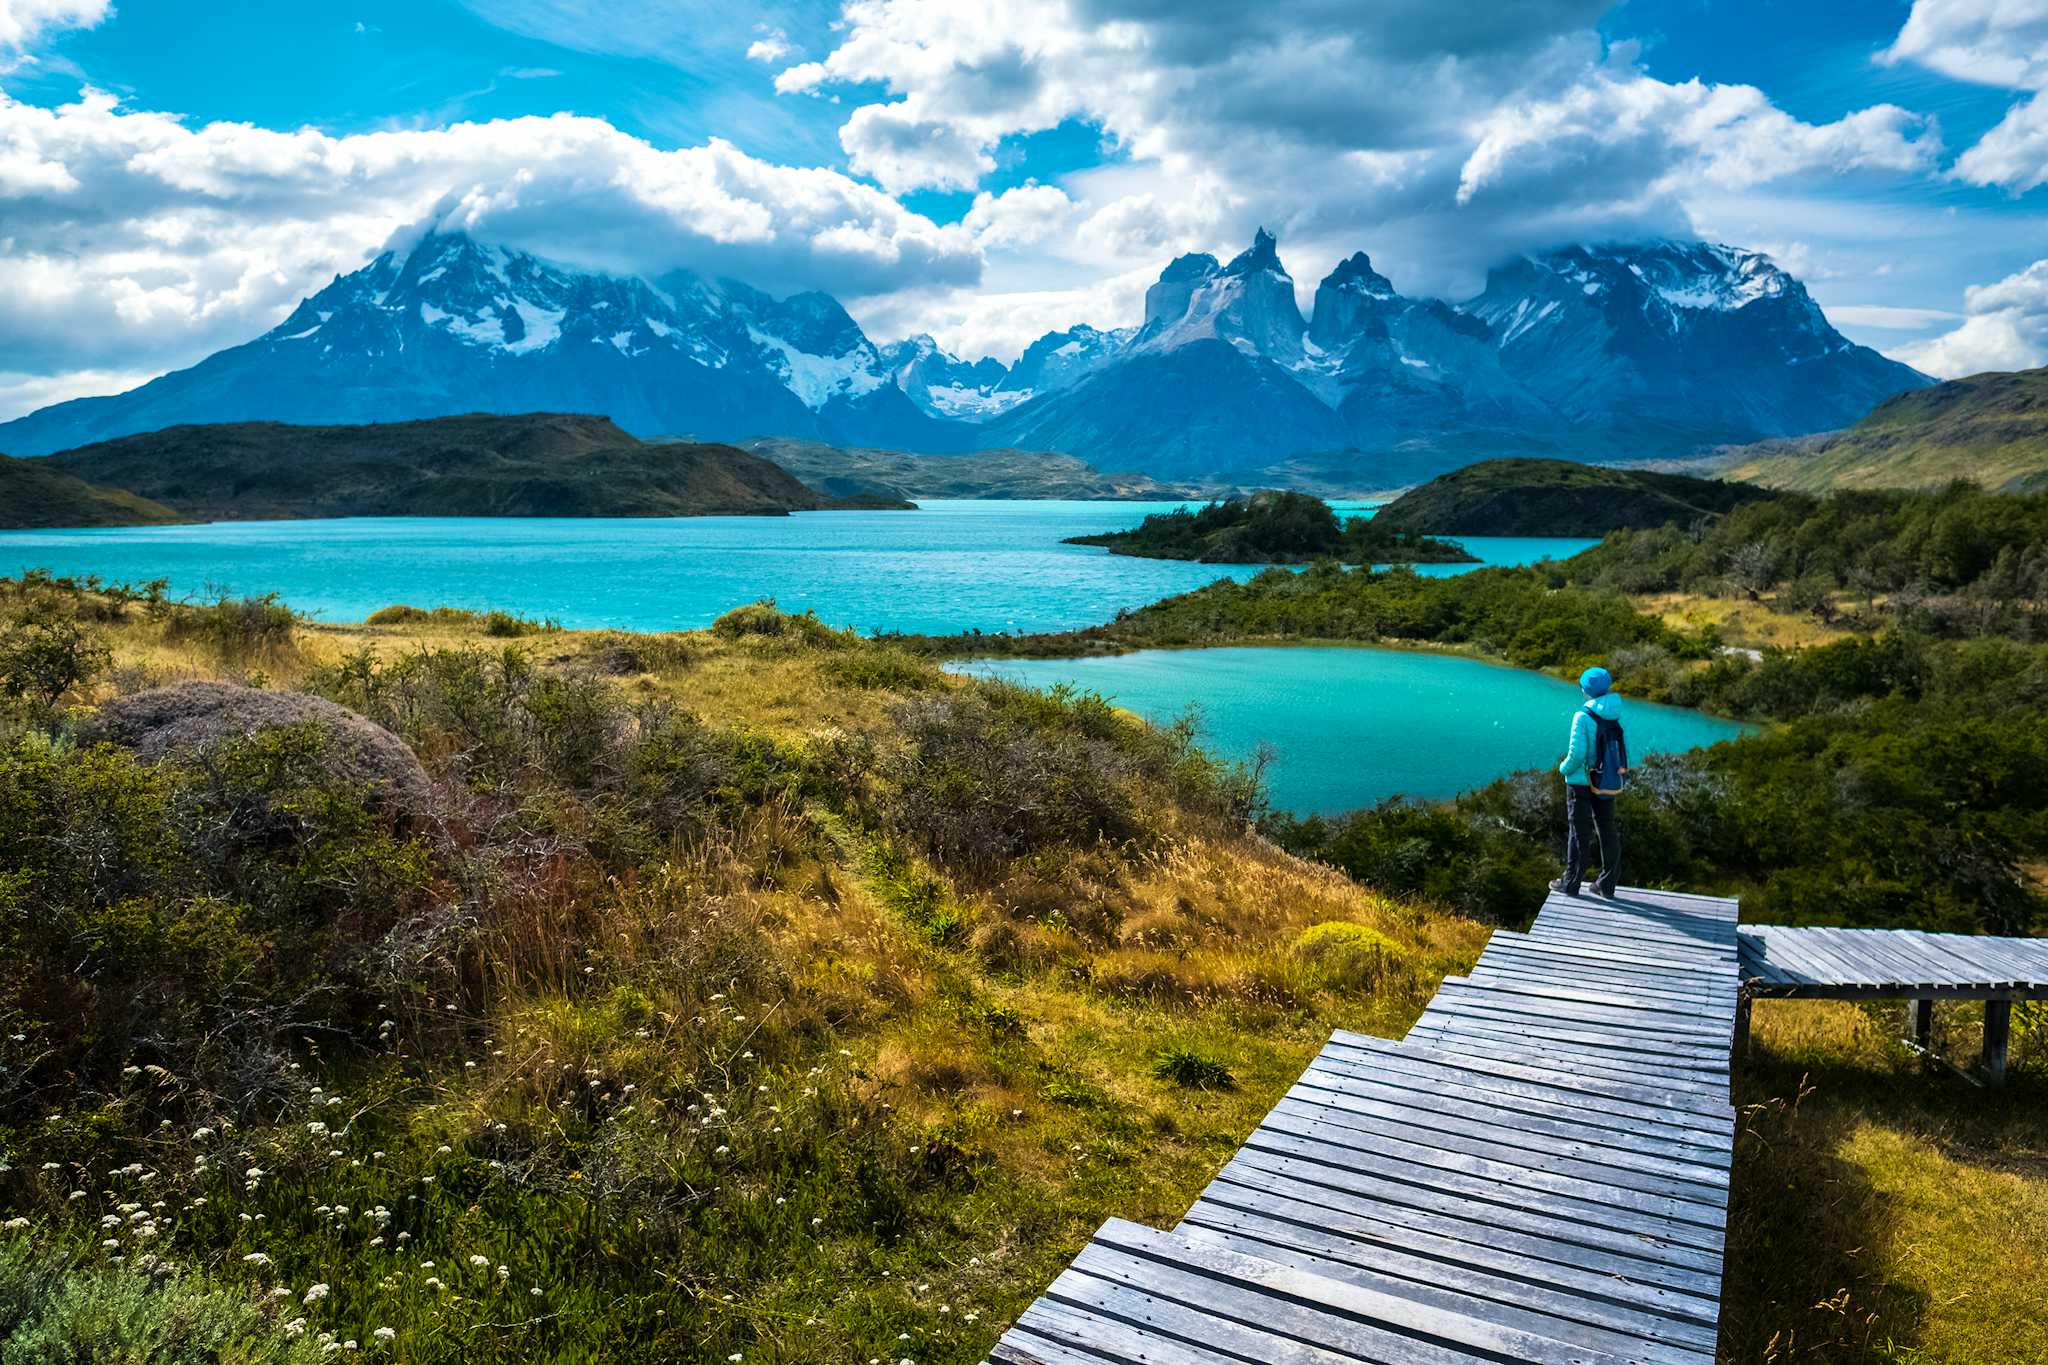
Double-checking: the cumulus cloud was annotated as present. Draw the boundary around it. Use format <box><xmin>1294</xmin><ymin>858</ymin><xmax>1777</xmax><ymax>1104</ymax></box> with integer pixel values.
<box><xmin>960</xmin><ymin>182</ymin><xmax>1075</xmax><ymax>249</ymax></box>
<box><xmin>746</xmin><ymin>27</ymin><xmax>795</xmax><ymax>64</ymax></box>
<box><xmin>0</xmin><ymin>0</ymin><xmax>106</xmax><ymax>51</ymax></box>
<box><xmin>0</xmin><ymin>86</ymin><xmax>978</xmax><ymax>410</ymax></box>
<box><xmin>1884</xmin><ymin>0</ymin><xmax>2048</xmax><ymax>190</ymax></box>
<box><xmin>779</xmin><ymin>0</ymin><xmax>1948</xmax><ymax>302</ymax></box>
<box><xmin>1893</xmin><ymin>259</ymin><xmax>2048</xmax><ymax>377</ymax></box>
<box><xmin>1882</xmin><ymin>0</ymin><xmax>2048</xmax><ymax>90</ymax></box>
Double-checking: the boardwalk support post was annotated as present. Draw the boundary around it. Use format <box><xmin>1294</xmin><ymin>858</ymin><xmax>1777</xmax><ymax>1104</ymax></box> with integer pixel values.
<box><xmin>1733</xmin><ymin>992</ymin><xmax>1753</xmax><ymax>1065</ymax></box>
<box><xmin>1904</xmin><ymin>997</ymin><xmax>1932</xmax><ymax>1052</ymax></box>
<box><xmin>1982</xmin><ymin>999</ymin><xmax>2011</xmax><ymax>1088</ymax></box>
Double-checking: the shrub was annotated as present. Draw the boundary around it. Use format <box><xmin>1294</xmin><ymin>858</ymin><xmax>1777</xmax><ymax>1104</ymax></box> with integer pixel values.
<box><xmin>0</xmin><ymin>596</ymin><xmax>109</xmax><ymax>709</ymax></box>
<box><xmin>365</xmin><ymin>603</ymin><xmax>432</xmax><ymax>624</ymax></box>
<box><xmin>1292</xmin><ymin>920</ymin><xmax>1409</xmax><ymax>993</ymax></box>
<box><xmin>484</xmin><ymin>609</ymin><xmax>550</xmax><ymax>638</ymax></box>
<box><xmin>86</xmin><ymin>682</ymin><xmax>433</xmax><ymax>826</ymax></box>
<box><xmin>165</xmin><ymin>593</ymin><xmax>297</xmax><ymax>660</ymax></box>
<box><xmin>1151</xmin><ymin>1045</ymin><xmax>1235</xmax><ymax>1090</ymax></box>
<box><xmin>711</xmin><ymin>600</ymin><xmax>849</xmax><ymax>647</ymax></box>
<box><xmin>0</xmin><ymin>1238</ymin><xmax>321</xmax><ymax>1365</ymax></box>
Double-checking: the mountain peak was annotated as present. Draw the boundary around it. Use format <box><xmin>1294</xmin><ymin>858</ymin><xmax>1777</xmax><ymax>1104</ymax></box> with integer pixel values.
<box><xmin>1222</xmin><ymin>227</ymin><xmax>1285</xmax><ymax>279</ymax></box>
<box><xmin>1322</xmin><ymin>252</ymin><xmax>1395</xmax><ymax>298</ymax></box>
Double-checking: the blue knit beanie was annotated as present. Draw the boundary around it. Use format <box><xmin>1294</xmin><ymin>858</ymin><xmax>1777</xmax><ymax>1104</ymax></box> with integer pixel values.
<box><xmin>1579</xmin><ymin>666</ymin><xmax>1612</xmax><ymax>697</ymax></box>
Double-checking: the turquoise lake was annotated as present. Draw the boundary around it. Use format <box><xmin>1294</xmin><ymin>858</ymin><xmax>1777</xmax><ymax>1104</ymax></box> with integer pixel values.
<box><xmin>0</xmin><ymin>500</ymin><xmax>1596</xmax><ymax>636</ymax></box>
<box><xmin>957</xmin><ymin>647</ymin><xmax>1753</xmax><ymax>814</ymax></box>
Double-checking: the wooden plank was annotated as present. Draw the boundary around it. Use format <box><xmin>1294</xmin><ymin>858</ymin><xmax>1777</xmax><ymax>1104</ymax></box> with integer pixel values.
<box><xmin>1173</xmin><ymin>1221</ymin><xmax>1717</xmax><ymax>1364</ymax></box>
<box><xmin>1221</xmin><ymin>1149</ymin><xmax>1727</xmax><ymax>1280</ymax></box>
<box><xmin>1240</xmin><ymin>1121</ymin><xmax>1728</xmax><ymax>1246</ymax></box>
<box><xmin>1186</xmin><ymin>1181</ymin><xmax>1727</xmax><ymax>1322</ymax></box>
<box><xmin>1430</xmin><ymin>983</ymin><xmax>1735</xmax><ymax>1043</ymax></box>
<box><xmin>1273</xmin><ymin>1087</ymin><xmax>1732</xmax><ymax>1198</ymax></box>
<box><xmin>1320</xmin><ymin>1035</ymin><xmax>1736</xmax><ymax>1136</ymax></box>
<box><xmin>1409</xmin><ymin>1011</ymin><xmax>1733</xmax><ymax>1083</ymax></box>
<box><xmin>1302</xmin><ymin>1054</ymin><xmax>1733</xmax><ymax>1158</ymax></box>
<box><xmin>1086</xmin><ymin>1220</ymin><xmax>1672</xmax><ymax>1365</ymax></box>
<box><xmin>1255</xmin><ymin>1103</ymin><xmax>1730</xmax><ymax>1220</ymax></box>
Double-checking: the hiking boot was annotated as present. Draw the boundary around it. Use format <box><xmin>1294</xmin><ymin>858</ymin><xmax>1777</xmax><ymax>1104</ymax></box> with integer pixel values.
<box><xmin>1548</xmin><ymin>877</ymin><xmax>1580</xmax><ymax>896</ymax></box>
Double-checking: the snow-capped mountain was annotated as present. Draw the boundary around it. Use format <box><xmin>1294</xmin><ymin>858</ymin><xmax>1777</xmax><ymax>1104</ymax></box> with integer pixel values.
<box><xmin>876</xmin><ymin>334</ymin><xmax>1022</xmax><ymax>420</ymax></box>
<box><xmin>976</xmin><ymin>231</ymin><xmax>1930</xmax><ymax>481</ymax></box>
<box><xmin>1464</xmin><ymin>242</ymin><xmax>1926</xmax><ymax>448</ymax></box>
<box><xmin>0</xmin><ymin>230</ymin><xmax>972</xmax><ymax>456</ymax></box>
<box><xmin>0</xmin><ymin>224</ymin><xmax>1930</xmax><ymax>486</ymax></box>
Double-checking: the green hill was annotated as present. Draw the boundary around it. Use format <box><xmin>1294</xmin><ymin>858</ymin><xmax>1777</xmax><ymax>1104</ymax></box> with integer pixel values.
<box><xmin>0</xmin><ymin>453</ymin><xmax>185</xmax><ymax>529</ymax></box>
<box><xmin>1723</xmin><ymin>367</ymin><xmax>2048</xmax><ymax>492</ymax></box>
<box><xmin>1066</xmin><ymin>489</ymin><xmax>1476</xmax><ymax>564</ymax></box>
<box><xmin>39</xmin><ymin>412</ymin><xmax>902</xmax><ymax>520</ymax></box>
<box><xmin>1372</xmin><ymin>457</ymin><xmax>1775</xmax><ymax>536</ymax></box>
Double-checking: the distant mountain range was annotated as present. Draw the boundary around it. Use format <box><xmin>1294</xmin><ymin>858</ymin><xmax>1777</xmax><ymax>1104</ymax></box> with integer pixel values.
<box><xmin>1717</xmin><ymin>366</ymin><xmax>2048</xmax><ymax>493</ymax></box>
<box><xmin>0</xmin><ymin>224</ymin><xmax>1932</xmax><ymax>486</ymax></box>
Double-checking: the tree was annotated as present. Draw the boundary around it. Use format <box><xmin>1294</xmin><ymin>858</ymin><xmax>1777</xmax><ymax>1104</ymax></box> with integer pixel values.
<box><xmin>0</xmin><ymin>598</ymin><xmax>110</xmax><ymax>709</ymax></box>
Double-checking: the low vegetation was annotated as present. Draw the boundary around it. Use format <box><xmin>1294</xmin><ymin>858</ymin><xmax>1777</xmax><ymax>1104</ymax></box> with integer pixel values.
<box><xmin>0</xmin><ymin>575</ymin><xmax>1480</xmax><ymax>1363</ymax></box>
<box><xmin>0</xmin><ymin>514</ymin><xmax>2040</xmax><ymax>1360</ymax></box>
<box><xmin>1064</xmin><ymin>489</ymin><xmax>1476</xmax><ymax>564</ymax></box>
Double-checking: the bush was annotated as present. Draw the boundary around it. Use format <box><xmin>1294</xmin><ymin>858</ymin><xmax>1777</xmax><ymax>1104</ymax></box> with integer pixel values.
<box><xmin>0</xmin><ymin>1238</ymin><xmax>321</xmax><ymax>1365</ymax></box>
<box><xmin>85</xmin><ymin>681</ymin><xmax>433</xmax><ymax>826</ymax></box>
<box><xmin>165</xmin><ymin>593</ymin><xmax>297</xmax><ymax>660</ymax></box>
<box><xmin>0</xmin><ymin>726</ymin><xmax>432</xmax><ymax>1112</ymax></box>
<box><xmin>1151</xmin><ymin>1045</ymin><xmax>1235</xmax><ymax>1090</ymax></box>
<box><xmin>711</xmin><ymin>600</ymin><xmax>848</xmax><ymax>647</ymax></box>
<box><xmin>0</xmin><ymin>596</ymin><xmax>108</xmax><ymax>709</ymax></box>
<box><xmin>1292</xmin><ymin>921</ymin><xmax>1409</xmax><ymax>993</ymax></box>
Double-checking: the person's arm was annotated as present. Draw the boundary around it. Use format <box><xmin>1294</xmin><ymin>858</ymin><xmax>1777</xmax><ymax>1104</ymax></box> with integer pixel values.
<box><xmin>1559</xmin><ymin>710</ymin><xmax>1587</xmax><ymax>776</ymax></box>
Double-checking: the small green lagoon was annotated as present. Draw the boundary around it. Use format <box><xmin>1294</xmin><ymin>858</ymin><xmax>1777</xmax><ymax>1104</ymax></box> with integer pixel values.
<box><xmin>957</xmin><ymin>645</ymin><xmax>1754</xmax><ymax>814</ymax></box>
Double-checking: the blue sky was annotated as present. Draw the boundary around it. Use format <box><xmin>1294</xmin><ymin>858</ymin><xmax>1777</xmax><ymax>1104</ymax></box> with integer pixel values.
<box><xmin>3</xmin><ymin>0</ymin><xmax>2047</xmax><ymax>418</ymax></box>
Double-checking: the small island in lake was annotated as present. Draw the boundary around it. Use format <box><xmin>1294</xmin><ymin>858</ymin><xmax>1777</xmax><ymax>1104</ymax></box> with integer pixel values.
<box><xmin>1065</xmin><ymin>489</ymin><xmax>1477</xmax><ymax>564</ymax></box>
<box><xmin>1372</xmin><ymin>456</ymin><xmax>1775</xmax><ymax>536</ymax></box>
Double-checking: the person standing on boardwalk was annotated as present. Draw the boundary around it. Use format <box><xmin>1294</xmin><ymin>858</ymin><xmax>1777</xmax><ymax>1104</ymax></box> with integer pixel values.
<box><xmin>1551</xmin><ymin>666</ymin><xmax>1628</xmax><ymax>898</ymax></box>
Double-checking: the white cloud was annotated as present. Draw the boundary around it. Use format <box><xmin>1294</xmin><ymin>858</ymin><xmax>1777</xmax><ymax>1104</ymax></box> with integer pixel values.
<box><xmin>0</xmin><ymin>0</ymin><xmax>106</xmax><ymax>51</ymax></box>
<box><xmin>1459</xmin><ymin>77</ymin><xmax>1937</xmax><ymax>208</ymax></box>
<box><xmin>853</xmin><ymin>265</ymin><xmax>1154</xmax><ymax>362</ymax></box>
<box><xmin>1828</xmin><ymin>304</ymin><xmax>1962</xmax><ymax>330</ymax></box>
<box><xmin>1953</xmin><ymin>93</ymin><xmax>2048</xmax><ymax>190</ymax></box>
<box><xmin>0</xmin><ymin>365</ymin><xmax>157</xmax><ymax>424</ymax></box>
<box><xmin>0</xmin><ymin>86</ymin><xmax>979</xmax><ymax>389</ymax></box>
<box><xmin>746</xmin><ymin>27</ymin><xmax>795</xmax><ymax>64</ymax></box>
<box><xmin>960</xmin><ymin>182</ymin><xmax>1074</xmax><ymax>248</ymax></box>
<box><xmin>1882</xmin><ymin>0</ymin><xmax>2048</xmax><ymax>90</ymax></box>
<box><xmin>779</xmin><ymin>0</ymin><xmax>1947</xmax><ymax>304</ymax></box>
<box><xmin>1884</xmin><ymin>1</ymin><xmax>2048</xmax><ymax>190</ymax></box>
<box><xmin>1893</xmin><ymin>259</ymin><xmax>2048</xmax><ymax>377</ymax></box>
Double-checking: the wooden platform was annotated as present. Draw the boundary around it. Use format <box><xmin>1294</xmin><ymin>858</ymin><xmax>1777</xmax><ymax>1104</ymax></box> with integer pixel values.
<box><xmin>1737</xmin><ymin>924</ymin><xmax>2048</xmax><ymax>1085</ymax></box>
<box><xmin>986</xmin><ymin>886</ymin><xmax>1742</xmax><ymax>1365</ymax></box>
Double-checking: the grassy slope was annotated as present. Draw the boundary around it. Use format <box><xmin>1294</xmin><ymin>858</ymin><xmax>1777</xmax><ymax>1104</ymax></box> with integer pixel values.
<box><xmin>1372</xmin><ymin>456</ymin><xmax>1776</xmax><ymax>536</ymax></box>
<box><xmin>0</xmin><ymin>452</ymin><xmax>186</xmax><ymax>528</ymax></box>
<box><xmin>0</xmin><ymin>589</ymin><xmax>2040</xmax><ymax>1361</ymax></box>
<box><xmin>0</xmin><ymin>590</ymin><xmax>1483</xmax><ymax>1363</ymax></box>
<box><xmin>1725</xmin><ymin>367</ymin><xmax>2048</xmax><ymax>492</ymax></box>
<box><xmin>39</xmin><ymin>412</ymin><xmax>876</xmax><ymax>519</ymax></box>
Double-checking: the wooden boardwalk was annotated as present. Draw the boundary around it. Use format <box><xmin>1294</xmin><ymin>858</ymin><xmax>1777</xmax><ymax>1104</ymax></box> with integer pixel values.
<box><xmin>987</xmin><ymin>886</ymin><xmax>1743</xmax><ymax>1365</ymax></box>
<box><xmin>1738</xmin><ymin>924</ymin><xmax>2048</xmax><ymax>1086</ymax></box>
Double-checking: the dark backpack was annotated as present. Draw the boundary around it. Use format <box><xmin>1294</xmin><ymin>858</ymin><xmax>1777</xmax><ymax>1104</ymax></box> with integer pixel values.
<box><xmin>1584</xmin><ymin>707</ymin><xmax>1630</xmax><ymax>796</ymax></box>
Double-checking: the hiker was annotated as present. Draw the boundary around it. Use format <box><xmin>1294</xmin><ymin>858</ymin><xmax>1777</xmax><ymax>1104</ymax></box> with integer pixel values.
<box><xmin>1551</xmin><ymin>665</ymin><xmax>1628</xmax><ymax>898</ymax></box>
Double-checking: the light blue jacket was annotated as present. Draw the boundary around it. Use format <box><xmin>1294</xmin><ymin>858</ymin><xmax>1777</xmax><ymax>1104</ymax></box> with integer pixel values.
<box><xmin>1559</xmin><ymin>692</ymin><xmax>1623</xmax><ymax>786</ymax></box>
